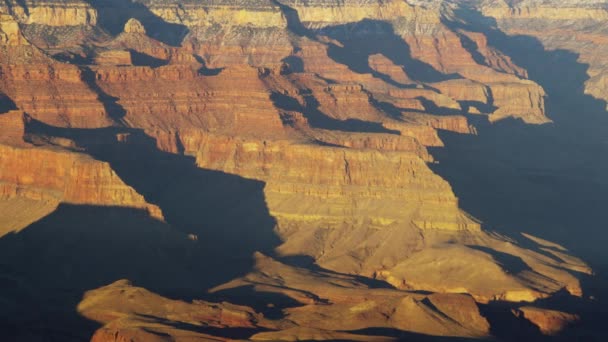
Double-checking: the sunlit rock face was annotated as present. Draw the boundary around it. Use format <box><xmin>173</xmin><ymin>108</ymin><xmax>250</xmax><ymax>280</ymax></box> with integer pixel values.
<box><xmin>0</xmin><ymin>0</ymin><xmax>605</xmax><ymax>341</ymax></box>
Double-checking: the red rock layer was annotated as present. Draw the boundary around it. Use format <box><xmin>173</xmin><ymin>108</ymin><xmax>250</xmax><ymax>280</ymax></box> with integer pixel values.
<box><xmin>0</xmin><ymin>143</ymin><xmax>162</xmax><ymax>219</ymax></box>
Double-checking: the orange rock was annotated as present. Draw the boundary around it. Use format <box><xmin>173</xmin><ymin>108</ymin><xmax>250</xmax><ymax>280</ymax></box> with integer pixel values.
<box><xmin>514</xmin><ymin>306</ymin><xmax>580</xmax><ymax>336</ymax></box>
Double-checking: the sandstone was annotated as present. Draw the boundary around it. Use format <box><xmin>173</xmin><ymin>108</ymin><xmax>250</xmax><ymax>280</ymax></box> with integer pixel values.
<box><xmin>123</xmin><ymin>18</ymin><xmax>145</xmax><ymax>35</ymax></box>
<box><xmin>0</xmin><ymin>0</ymin><xmax>598</xmax><ymax>340</ymax></box>
<box><xmin>513</xmin><ymin>306</ymin><xmax>580</xmax><ymax>335</ymax></box>
<box><xmin>282</xmin><ymin>0</ymin><xmax>440</xmax><ymax>27</ymax></box>
<box><xmin>0</xmin><ymin>13</ymin><xmax>29</xmax><ymax>46</ymax></box>
<box><xmin>0</xmin><ymin>110</ymin><xmax>28</xmax><ymax>145</ymax></box>
<box><xmin>0</xmin><ymin>144</ymin><xmax>163</xmax><ymax>220</ymax></box>
<box><xmin>94</xmin><ymin>50</ymin><xmax>132</xmax><ymax>66</ymax></box>
<box><xmin>0</xmin><ymin>194</ymin><xmax>59</xmax><ymax>237</ymax></box>
<box><xmin>81</xmin><ymin>280</ymin><xmax>267</xmax><ymax>342</ymax></box>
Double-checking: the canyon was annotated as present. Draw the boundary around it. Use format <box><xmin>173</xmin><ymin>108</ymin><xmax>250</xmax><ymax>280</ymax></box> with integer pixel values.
<box><xmin>0</xmin><ymin>0</ymin><xmax>607</xmax><ymax>341</ymax></box>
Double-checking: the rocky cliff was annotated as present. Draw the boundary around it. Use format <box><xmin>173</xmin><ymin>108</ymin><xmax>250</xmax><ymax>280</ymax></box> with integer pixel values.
<box><xmin>0</xmin><ymin>0</ymin><xmax>602</xmax><ymax>341</ymax></box>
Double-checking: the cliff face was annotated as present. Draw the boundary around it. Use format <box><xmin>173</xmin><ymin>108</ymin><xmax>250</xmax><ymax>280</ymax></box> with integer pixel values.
<box><xmin>0</xmin><ymin>1</ymin><xmax>599</xmax><ymax>341</ymax></box>
<box><xmin>0</xmin><ymin>143</ymin><xmax>162</xmax><ymax>222</ymax></box>
<box><xmin>0</xmin><ymin>13</ymin><xmax>113</xmax><ymax>127</ymax></box>
<box><xmin>479</xmin><ymin>0</ymin><xmax>608</xmax><ymax>111</ymax></box>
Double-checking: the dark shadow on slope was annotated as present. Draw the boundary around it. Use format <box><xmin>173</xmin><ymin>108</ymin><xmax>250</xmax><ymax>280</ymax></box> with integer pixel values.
<box><xmin>280</xmin><ymin>255</ymin><xmax>396</xmax><ymax>290</ymax></box>
<box><xmin>0</xmin><ymin>205</ymin><xmax>192</xmax><ymax>340</ymax></box>
<box><xmin>430</xmin><ymin>5</ymin><xmax>608</xmax><ymax>340</ymax></box>
<box><xmin>281</xmin><ymin>55</ymin><xmax>305</xmax><ymax>73</ymax></box>
<box><xmin>320</xmin><ymin>20</ymin><xmax>461</xmax><ymax>85</ymax></box>
<box><xmin>270</xmin><ymin>91</ymin><xmax>400</xmax><ymax>134</ymax></box>
<box><xmin>79</xmin><ymin>66</ymin><xmax>126</xmax><ymax>123</ymax></box>
<box><xmin>83</xmin><ymin>0</ymin><xmax>188</xmax><ymax>46</ymax></box>
<box><xmin>459</xmin><ymin>100</ymin><xmax>498</xmax><ymax>115</ymax></box>
<box><xmin>418</xmin><ymin>96</ymin><xmax>465</xmax><ymax>116</ymax></box>
<box><xmin>271</xmin><ymin>0</ymin><xmax>315</xmax><ymax>39</ymax></box>
<box><xmin>130</xmin><ymin>50</ymin><xmax>169</xmax><ymax>68</ymax></box>
<box><xmin>0</xmin><ymin>93</ymin><xmax>17</xmax><ymax>113</ymax></box>
<box><xmin>453</xmin><ymin>30</ymin><xmax>489</xmax><ymax>68</ymax></box>
<box><xmin>468</xmin><ymin>246</ymin><xmax>532</xmax><ymax>275</ymax></box>
<box><xmin>273</xmin><ymin>2</ymin><xmax>457</xmax><ymax>86</ymax></box>
<box><xmin>0</xmin><ymin>121</ymin><xmax>282</xmax><ymax>339</ymax></box>
<box><xmin>211</xmin><ymin>285</ymin><xmax>304</xmax><ymax>320</ymax></box>
<box><xmin>193</xmin><ymin>55</ymin><xmax>225</xmax><ymax>76</ymax></box>
<box><xmin>345</xmin><ymin>328</ymin><xmax>484</xmax><ymax>341</ymax></box>
<box><xmin>137</xmin><ymin>314</ymin><xmax>269</xmax><ymax>339</ymax></box>
<box><xmin>478</xmin><ymin>302</ymin><xmax>546</xmax><ymax>341</ymax></box>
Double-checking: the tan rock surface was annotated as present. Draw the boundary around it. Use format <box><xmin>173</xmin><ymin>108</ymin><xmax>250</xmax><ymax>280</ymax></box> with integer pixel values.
<box><xmin>514</xmin><ymin>306</ymin><xmax>580</xmax><ymax>336</ymax></box>
<box><xmin>0</xmin><ymin>0</ymin><xmax>600</xmax><ymax>340</ymax></box>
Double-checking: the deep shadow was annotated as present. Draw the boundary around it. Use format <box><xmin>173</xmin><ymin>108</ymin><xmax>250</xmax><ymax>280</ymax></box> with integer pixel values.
<box><xmin>211</xmin><ymin>285</ymin><xmax>304</xmax><ymax>319</ymax></box>
<box><xmin>0</xmin><ymin>205</ymin><xmax>197</xmax><ymax>341</ymax></box>
<box><xmin>280</xmin><ymin>255</ymin><xmax>396</xmax><ymax>290</ymax></box>
<box><xmin>82</xmin><ymin>0</ymin><xmax>188</xmax><ymax>46</ymax></box>
<box><xmin>273</xmin><ymin>1</ymin><xmax>458</xmax><ymax>86</ymax></box>
<box><xmin>459</xmin><ymin>100</ymin><xmax>498</xmax><ymax>115</ymax></box>
<box><xmin>79</xmin><ymin>66</ymin><xmax>126</xmax><ymax>123</ymax></box>
<box><xmin>281</xmin><ymin>55</ymin><xmax>305</xmax><ymax>73</ymax></box>
<box><xmin>0</xmin><ymin>93</ymin><xmax>16</xmax><ymax>113</ymax></box>
<box><xmin>345</xmin><ymin>327</ymin><xmax>484</xmax><ymax>341</ymax></box>
<box><xmin>130</xmin><ymin>50</ymin><xmax>169</xmax><ymax>68</ymax></box>
<box><xmin>53</xmin><ymin>51</ymin><xmax>95</xmax><ymax>65</ymax></box>
<box><xmin>193</xmin><ymin>55</ymin><xmax>225</xmax><ymax>76</ymax></box>
<box><xmin>320</xmin><ymin>20</ymin><xmax>461</xmax><ymax>85</ymax></box>
<box><xmin>136</xmin><ymin>314</ymin><xmax>269</xmax><ymax>339</ymax></box>
<box><xmin>271</xmin><ymin>0</ymin><xmax>315</xmax><ymax>39</ymax></box>
<box><xmin>430</xmin><ymin>5</ymin><xmax>608</xmax><ymax>340</ymax></box>
<box><xmin>469</xmin><ymin>246</ymin><xmax>533</xmax><ymax>275</ymax></box>
<box><xmin>0</xmin><ymin>121</ymin><xmax>282</xmax><ymax>339</ymax></box>
<box><xmin>270</xmin><ymin>91</ymin><xmax>400</xmax><ymax>134</ymax></box>
<box><xmin>478</xmin><ymin>302</ymin><xmax>546</xmax><ymax>341</ymax></box>
<box><xmin>418</xmin><ymin>96</ymin><xmax>465</xmax><ymax>116</ymax></box>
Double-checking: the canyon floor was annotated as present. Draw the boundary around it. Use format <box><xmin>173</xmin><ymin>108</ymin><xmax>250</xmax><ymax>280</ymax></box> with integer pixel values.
<box><xmin>1</xmin><ymin>0</ymin><xmax>608</xmax><ymax>341</ymax></box>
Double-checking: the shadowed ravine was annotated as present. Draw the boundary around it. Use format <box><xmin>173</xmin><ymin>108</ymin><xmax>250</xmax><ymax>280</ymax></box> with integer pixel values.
<box><xmin>429</xmin><ymin>6</ymin><xmax>608</xmax><ymax>339</ymax></box>
<box><xmin>0</xmin><ymin>122</ymin><xmax>281</xmax><ymax>339</ymax></box>
<box><xmin>83</xmin><ymin>0</ymin><xmax>188</xmax><ymax>46</ymax></box>
<box><xmin>0</xmin><ymin>122</ymin><xmax>493</xmax><ymax>341</ymax></box>
<box><xmin>1</xmin><ymin>1</ymin><xmax>607</xmax><ymax>340</ymax></box>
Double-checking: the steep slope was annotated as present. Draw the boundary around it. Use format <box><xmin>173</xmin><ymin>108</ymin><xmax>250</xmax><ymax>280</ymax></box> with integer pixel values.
<box><xmin>0</xmin><ymin>0</ymin><xmax>601</xmax><ymax>341</ymax></box>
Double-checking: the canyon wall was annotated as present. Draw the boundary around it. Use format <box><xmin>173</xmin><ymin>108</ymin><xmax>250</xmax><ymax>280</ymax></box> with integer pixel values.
<box><xmin>0</xmin><ymin>0</ymin><xmax>598</xmax><ymax>340</ymax></box>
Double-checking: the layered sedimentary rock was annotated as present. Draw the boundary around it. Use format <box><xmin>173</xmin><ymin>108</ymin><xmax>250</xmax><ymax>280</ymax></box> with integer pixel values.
<box><xmin>1</xmin><ymin>0</ymin><xmax>98</xmax><ymax>26</ymax></box>
<box><xmin>0</xmin><ymin>0</ymin><xmax>600</xmax><ymax>341</ymax></box>
<box><xmin>0</xmin><ymin>142</ymin><xmax>162</xmax><ymax>219</ymax></box>
<box><xmin>0</xmin><ymin>13</ymin><xmax>113</xmax><ymax>127</ymax></box>
<box><xmin>514</xmin><ymin>306</ymin><xmax>580</xmax><ymax>336</ymax></box>
<box><xmin>479</xmin><ymin>0</ymin><xmax>608</xmax><ymax>111</ymax></box>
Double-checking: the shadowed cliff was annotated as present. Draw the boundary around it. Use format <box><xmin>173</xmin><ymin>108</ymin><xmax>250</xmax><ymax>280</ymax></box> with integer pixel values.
<box><xmin>83</xmin><ymin>0</ymin><xmax>188</xmax><ymax>46</ymax></box>
<box><xmin>273</xmin><ymin>1</ymin><xmax>459</xmax><ymax>86</ymax></box>
<box><xmin>320</xmin><ymin>19</ymin><xmax>461</xmax><ymax>85</ymax></box>
<box><xmin>430</xmin><ymin>5</ymin><xmax>608</xmax><ymax>340</ymax></box>
<box><xmin>0</xmin><ymin>123</ymin><xmax>281</xmax><ymax>339</ymax></box>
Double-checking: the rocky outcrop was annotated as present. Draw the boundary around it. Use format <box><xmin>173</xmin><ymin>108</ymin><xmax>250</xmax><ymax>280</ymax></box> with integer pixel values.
<box><xmin>281</xmin><ymin>0</ymin><xmax>440</xmax><ymax>27</ymax></box>
<box><xmin>0</xmin><ymin>13</ymin><xmax>113</xmax><ymax>127</ymax></box>
<box><xmin>1</xmin><ymin>0</ymin><xmax>98</xmax><ymax>26</ymax></box>
<box><xmin>0</xmin><ymin>110</ymin><xmax>28</xmax><ymax>145</ymax></box>
<box><xmin>0</xmin><ymin>143</ymin><xmax>162</xmax><ymax>219</ymax></box>
<box><xmin>0</xmin><ymin>0</ymin><xmax>597</xmax><ymax>340</ymax></box>
<box><xmin>83</xmin><ymin>280</ymin><xmax>266</xmax><ymax>342</ymax></box>
<box><xmin>514</xmin><ymin>306</ymin><xmax>580</xmax><ymax>336</ymax></box>
<box><xmin>0</xmin><ymin>13</ymin><xmax>29</xmax><ymax>46</ymax></box>
<box><xmin>123</xmin><ymin>18</ymin><xmax>145</xmax><ymax>34</ymax></box>
<box><xmin>480</xmin><ymin>0</ymin><xmax>608</xmax><ymax>111</ymax></box>
<box><xmin>480</xmin><ymin>0</ymin><xmax>608</xmax><ymax>21</ymax></box>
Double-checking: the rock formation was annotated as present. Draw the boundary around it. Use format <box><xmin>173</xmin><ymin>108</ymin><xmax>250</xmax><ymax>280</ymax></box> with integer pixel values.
<box><xmin>123</xmin><ymin>18</ymin><xmax>145</xmax><ymax>34</ymax></box>
<box><xmin>0</xmin><ymin>0</ymin><xmax>605</xmax><ymax>341</ymax></box>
